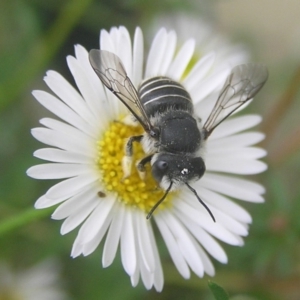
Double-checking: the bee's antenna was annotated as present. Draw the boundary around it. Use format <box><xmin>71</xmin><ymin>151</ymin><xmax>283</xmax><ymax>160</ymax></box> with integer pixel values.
<box><xmin>146</xmin><ymin>181</ymin><xmax>173</xmax><ymax>220</ymax></box>
<box><xmin>185</xmin><ymin>183</ymin><xmax>216</xmax><ymax>222</ymax></box>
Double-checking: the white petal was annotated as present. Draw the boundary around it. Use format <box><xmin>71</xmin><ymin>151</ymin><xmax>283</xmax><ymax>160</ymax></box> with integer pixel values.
<box><xmin>40</xmin><ymin>117</ymin><xmax>95</xmax><ymax>145</ymax></box>
<box><xmin>130</xmin><ymin>268</ymin><xmax>140</xmax><ymax>288</ymax></box>
<box><xmin>27</xmin><ymin>163</ymin><xmax>92</xmax><ymax>179</ymax></box>
<box><xmin>70</xmin><ymin>239</ymin><xmax>83</xmax><ymax>258</ymax></box>
<box><xmin>183</xmin><ymin>52</ymin><xmax>215</xmax><ymax>90</ymax></box>
<box><xmin>66</xmin><ymin>56</ymin><xmax>103</xmax><ymax>122</ymax></box>
<box><xmin>71</xmin><ymin>196</ymin><xmax>115</xmax><ymax>244</ymax></box>
<box><xmin>136</xmin><ymin>212</ymin><xmax>156</xmax><ymax>272</ymax></box>
<box><xmin>158</xmin><ymin>30</ymin><xmax>177</xmax><ymax>75</ymax></box>
<box><xmin>210</xmin><ymin>115</ymin><xmax>263</xmax><ymax>139</ymax></box>
<box><xmin>117</xmin><ymin>26</ymin><xmax>132</xmax><ymax>77</ymax></box>
<box><xmin>74</xmin><ymin>44</ymin><xmax>91</xmax><ymax>65</ymax></box>
<box><xmin>148</xmin><ymin>222</ymin><xmax>164</xmax><ymax>292</ymax></box>
<box><xmin>181</xmin><ymin>230</ymin><xmax>215</xmax><ymax>276</ymax></box>
<box><xmin>46</xmin><ymin>172</ymin><xmax>99</xmax><ymax>200</ymax></box>
<box><xmin>100</xmin><ymin>29</ymin><xmax>115</xmax><ymax>52</ymax></box>
<box><xmin>105</xmin><ymin>27</ymin><xmax>132</xmax><ymax>78</ymax></box>
<box><xmin>81</xmin><ymin>209</ymin><xmax>114</xmax><ymax>256</ymax></box>
<box><xmin>155</xmin><ymin>215</ymin><xmax>190</xmax><ymax>279</ymax></box>
<box><xmin>195</xmin><ymin>187</ymin><xmax>252</xmax><ymax>223</ymax></box>
<box><xmin>212</xmin><ymin>209</ymin><xmax>248</xmax><ymax>236</ymax></box>
<box><xmin>132</xmin><ymin>27</ymin><xmax>144</xmax><ymax>86</ymax></box>
<box><xmin>121</xmin><ymin>208</ymin><xmax>137</xmax><ymax>276</ymax></box>
<box><xmin>194</xmin><ymin>90</ymin><xmax>219</xmax><ymax>119</ymax></box>
<box><xmin>38</xmin><ymin>117</ymin><xmax>98</xmax><ymax>157</ymax></box>
<box><xmin>139</xmin><ymin>253</ymin><xmax>153</xmax><ymax>290</ymax></box>
<box><xmin>207</xmin><ymin>147</ymin><xmax>267</xmax><ymax>160</ymax></box>
<box><xmin>32</xmin><ymin>90</ymin><xmax>97</xmax><ymax>138</ymax></box>
<box><xmin>145</xmin><ymin>28</ymin><xmax>167</xmax><ymax>78</ymax></box>
<box><xmin>164</xmin><ymin>211</ymin><xmax>204</xmax><ymax>277</ymax></box>
<box><xmin>178</xmin><ymin>213</ymin><xmax>227</xmax><ymax>263</ymax></box>
<box><xmin>194</xmin><ymin>243</ymin><xmax>215</xmax><ymax>276</ymax></box>
<box><xmin>60</xmin><ymin>196</ymin><xmax>99</xmax><ymax>235</ymax></box>
<box><xmin>199</xmin><ymin>173</ymin><xmax>265</xmax><ymax>202</ymax></box>
<box><xmin>175</xmin><ymin>199</ymin><xmax>243</xmax><ymax>245</ymax></box>
<box><xmin>100</xmin><ymin>28</ymin><xmax>129</xmax><ymax>118</ymax></box>
<box><xmin>74</xmin><ymin>45</ymin><xmax>113</xmax><ymax>126</ymax></box>
<box><xmin>33</xmin><ymin>148</ymin><xmax>92</xmax><ymax>164</ymax></box>
<box><xmin>34</xmin><ymin>195</ymin><xmax>67</xmax><ymax>209</ymax></box>
<box><xmin>206</xmin><ymin>158</ymin><xmax>267</xmax><ymax>174</ymax></box>
<box><xmin>109</xmin><ymin>27</ymin><xmax>120</xmax><ymax>52</ymax></box>
<box><xmin>51</xmin><ymin>183</ymin><xmax>99</xmax><ymax>219</ymax></box>
<box><xmin>44</xmin><ymin>71</ymin><xmax>97</xmax><ymax>127</ymax></box>
<box><xmin>167</xmin><ymin>39</ymin><xmax>195</xmax><ymax>80</ymax></box>
<box><xmin>191</xmin><ymin>68</ymin><xmax>229</xmax><ymax>103</ymax></box>
<box><xmin>102</xmin><ymin>204</ymin><xmax>125</xmax><ymax>267</ymax></box>
<box><xmin>207</xmin><ymin>132</ymin><xmax>265</xmax><ymax>149</ymax></box>
<box><xmin>31</xmin><ymin>128</ymin><xmax>96</xmax><ymax>158</ymax></box>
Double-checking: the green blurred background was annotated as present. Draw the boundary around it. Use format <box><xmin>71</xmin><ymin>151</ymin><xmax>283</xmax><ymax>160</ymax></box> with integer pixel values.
<box><xmin>0</xmin><ymin>0</ymin><xmax>300</xmax><ymax>299</ymax></box>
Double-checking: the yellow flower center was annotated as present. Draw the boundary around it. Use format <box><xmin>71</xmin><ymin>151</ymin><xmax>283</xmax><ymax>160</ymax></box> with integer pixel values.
<box><xmin>96</xmin><ymin>119</ymin><xmax>175</xmax><ymax>214</ymax></box>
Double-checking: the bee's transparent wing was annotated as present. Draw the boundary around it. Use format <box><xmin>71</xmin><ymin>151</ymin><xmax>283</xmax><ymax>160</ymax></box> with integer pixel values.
<box><xmin>89</xmin><ymin>49</ymin><xmax>153</xmax><ymax>132</ymax></box>
<box><xmin>202</xmin><ymin>63</ymin><xmax>268</xmax><ymax>139</ymax></box>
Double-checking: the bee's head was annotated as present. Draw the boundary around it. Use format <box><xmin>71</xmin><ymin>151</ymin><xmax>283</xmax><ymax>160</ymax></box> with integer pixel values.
<box><xmin>148</xmin><ymin>153</ymin><xmax>214</xmax><ymax>222</ymax></box>
<box><xmin>151</xmin><ymin>153</ymin><xmax>205</xmax><ymax>189</ymax></box>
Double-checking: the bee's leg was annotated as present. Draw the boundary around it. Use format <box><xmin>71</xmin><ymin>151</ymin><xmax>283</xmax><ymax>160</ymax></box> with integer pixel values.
<box><xmin>122</xmin><ymin>135</ymin><xmax>143</xmax><ymax>178</ymax></box>
<box><xmin>136</xmin><ymin>155</ymin><xmax>153</xmax><ymax>180</ymax></box>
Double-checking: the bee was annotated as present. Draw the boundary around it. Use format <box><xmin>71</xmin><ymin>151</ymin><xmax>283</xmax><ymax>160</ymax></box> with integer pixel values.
<box><xmin>89</xmin><ymin>49</ymin><xmax>268</xmax><ymax>221</ymax></box>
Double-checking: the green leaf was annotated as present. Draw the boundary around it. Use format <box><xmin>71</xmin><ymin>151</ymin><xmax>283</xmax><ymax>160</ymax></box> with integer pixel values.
<box><xmin>208</xmin><ymin>281</ymin><xmax>230</xmax><ymax>300</ymax></box>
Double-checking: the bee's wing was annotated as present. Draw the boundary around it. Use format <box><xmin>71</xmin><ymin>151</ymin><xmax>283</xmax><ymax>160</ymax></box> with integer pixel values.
<box><xmin>89</xmin><ymin>49</ymin><xmax>153</xmax><ymax>132</ymax></box>
<box><xmin>202</xmin><ymin>63</ymin><xmax>268</xmax><ymax>139</ymax></box>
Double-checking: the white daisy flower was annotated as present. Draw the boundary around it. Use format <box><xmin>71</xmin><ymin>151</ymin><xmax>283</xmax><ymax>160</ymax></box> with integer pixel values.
<box><xmin>27</xmin><ymin>25</ymin><xmax>267</xmax><ymax>291</ymax></box>
<box><xmin>0</xmin><ymin>260</ymin><xmax>68</xmax><ymax>300</ymax></box>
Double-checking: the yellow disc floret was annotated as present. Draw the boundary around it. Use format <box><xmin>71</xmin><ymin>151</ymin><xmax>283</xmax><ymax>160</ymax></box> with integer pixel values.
<box><xmin>97</xmin><ymin>119</ymin><xmax>174</xmax><ymax>213</ymax></box>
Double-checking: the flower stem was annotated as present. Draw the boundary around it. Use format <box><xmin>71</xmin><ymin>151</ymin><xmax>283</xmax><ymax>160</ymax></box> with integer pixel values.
<box><xmin>261</xmin><ymin>66</ymin><xmax>300</xmax><ymax>142</ymax></box>
<box><xmin>0</xmin><ymin>207</ymin><xmax>53</xmax><ymax>237</ymax></box>
<box><xmin>0</xmin><ymin>0</ymin><xmax>93</xmax><ymax>111</ymax></box>
<box><xmin>269</xmin><ymin>126</ymin><xmax>300</xmax><ymax>164</ymax></box>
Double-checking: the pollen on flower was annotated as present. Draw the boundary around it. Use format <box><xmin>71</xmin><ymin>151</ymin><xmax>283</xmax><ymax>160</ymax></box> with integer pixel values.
<box><xmin>96</xmin><ymin>119</ymin><xmax>174</xmax><ymax>214</ymax></box>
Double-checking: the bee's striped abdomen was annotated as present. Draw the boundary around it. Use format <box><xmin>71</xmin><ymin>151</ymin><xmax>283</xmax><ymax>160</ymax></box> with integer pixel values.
<box><xmin>138</xmin><ymin>77</ymin><xmax>193</xmax><ymax>117</ymax></box>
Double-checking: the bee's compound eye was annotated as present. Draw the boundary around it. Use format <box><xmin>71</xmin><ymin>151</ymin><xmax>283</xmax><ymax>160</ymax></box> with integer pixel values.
<box><xmin>157</xmin><ymin>161</ymin><xmax>168</xmax><ymax>170</ymax></box>
<box><xmin>150</xmin><ymin>127</ymin><xmax>160</xmax><ymax>138</ymax></box>
<box><xmin>152</xmin><ymin>157</ymin><xmax>170</xmax><ymax>183</ymax></box>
